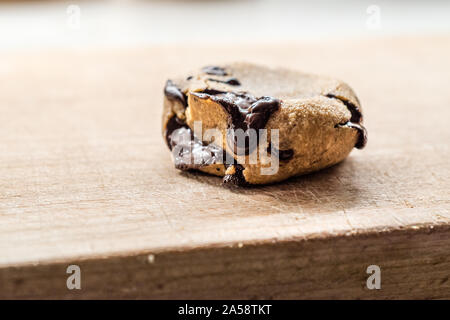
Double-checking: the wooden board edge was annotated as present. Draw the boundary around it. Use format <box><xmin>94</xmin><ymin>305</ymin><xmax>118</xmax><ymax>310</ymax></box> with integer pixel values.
<box><xmin>1</xmin><ymin>224</ymin><xmax>450</xmax><ymax>299</ymax></box>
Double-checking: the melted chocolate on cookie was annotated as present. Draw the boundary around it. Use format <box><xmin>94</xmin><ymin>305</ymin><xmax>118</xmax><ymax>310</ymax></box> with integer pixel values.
<box><xmin>166</xmin><ymin>117</ymin><xmax>246</xmax><ymax>186</ymax></box>
<box><xmin>166</xmin><ymin>86</ymin><xmax>282</xmax><ymax>186</ymax></box>
<box><xmin>341</xmin><ymin>122</ymin><xmax>367</xmax><ymax>149</ymax></box>
<box><xmin>326</xmin><ymin>93</ymin><xmax>367</xmax><ymax>149</ymax></box>
<box><xmin>164</xmin><ymin>80</ymin><xmax>187</xmax><ymax>109</ymax></box>
<box><xmin>164</xmin><ymin>115</ymin><xmax>188</xmax><ymax>150</ymax></box>
<box><xmin>164</xmin><ymin>82</ymin><xmax>235</xmax><ymax>177</ymax></box>
<box><xmin>194</xmin><ymin>91</ymin><xmax>280</xmax><ymax>131</ymax></box>
<box><xmin>192</xmin><ymin>90</ymin><xmax>280</xmax><ymax>156</ymax></box>
<box><xmin>165</xmin><ymin>116</ymin><xmax>228</xmax><ymax>171</ymax></box>
<box><xmin>326</xmin><ymin>93</ymin><xmax>362</xmax><ymax>123</ymax></box>
<box><xmin>164</xmin><ymin>72</ymin><xmax>288</xmax><ymax>187</ymax></box>
<box><xmin>223</xmin><ymin>164</ymin><xmax>248</xmax><ymax>187</ymax></box>
<box><xmin>207</xmin><ymin>78</ymin><xmax>241</xmax><ymax>86</ymax></box>
<box><xmin>202</xmin><ymin>66</ymin><xmax>228</xmax><ymax>76</ymax></box>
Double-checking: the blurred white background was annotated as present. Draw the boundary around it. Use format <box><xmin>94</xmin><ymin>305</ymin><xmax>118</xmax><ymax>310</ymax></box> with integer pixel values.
<box><xmin>0</xmin><ymin>0</ymin><xmax>449</xmax><ymax>50</ymax></box>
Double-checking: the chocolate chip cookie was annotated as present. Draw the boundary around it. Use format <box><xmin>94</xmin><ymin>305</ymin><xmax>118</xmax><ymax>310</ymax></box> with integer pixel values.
<box><xmin>162</xmin><ymin>63</ymin><xmax>367</xmax><ymax>186</ymax></box>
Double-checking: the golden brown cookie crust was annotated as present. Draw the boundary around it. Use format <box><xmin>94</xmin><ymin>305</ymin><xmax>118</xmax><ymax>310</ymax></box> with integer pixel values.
<box><xmin>162</xmin><ymin>63</ymin><xmax>367</xmax><ymax>185</ymax></box>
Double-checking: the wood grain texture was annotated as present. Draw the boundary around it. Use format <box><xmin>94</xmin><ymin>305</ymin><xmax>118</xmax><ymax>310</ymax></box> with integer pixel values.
<box><xmin>0</xmin><ymin>36</ymin><xmax>449</xmax><ymax>299</ymax></box>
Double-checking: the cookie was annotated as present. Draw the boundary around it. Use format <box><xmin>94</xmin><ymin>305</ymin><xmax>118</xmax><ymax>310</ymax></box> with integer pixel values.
<box><xmin>162</xmin><ymin>63</ymin><xmax>367</xmax><ymax>186</ymax></box>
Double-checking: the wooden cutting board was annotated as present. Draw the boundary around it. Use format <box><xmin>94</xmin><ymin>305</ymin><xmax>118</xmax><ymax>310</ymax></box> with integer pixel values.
<box><xmin>1</xmin><ymin>37</ymin><xmax>449</xmax><ymax>299</ymax></box>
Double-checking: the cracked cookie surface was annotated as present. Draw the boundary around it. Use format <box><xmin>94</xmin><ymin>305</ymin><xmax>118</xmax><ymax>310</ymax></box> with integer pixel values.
<box><xmin>162</xmin><ymin>63</ymin><xmax>367</xmax><ymax>186</ymax></box>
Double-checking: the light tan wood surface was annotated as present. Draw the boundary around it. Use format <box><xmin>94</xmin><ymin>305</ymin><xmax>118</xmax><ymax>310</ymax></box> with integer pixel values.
<box><xmin>0</xmin><ymin>37</ymin><xmax>449</xmax><ymax>299</ymax></box>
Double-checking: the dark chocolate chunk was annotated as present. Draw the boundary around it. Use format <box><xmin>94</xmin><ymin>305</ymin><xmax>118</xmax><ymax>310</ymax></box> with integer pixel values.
<box><xmin>168</xmin><ymin>122</ymin><xmax>226</xmax><ymax>170</ymax></box>
<box><xmin>165</xmin><ymin>116</ymin><xmax>188</xmax><ymax>150</ymax></box>
<box><xmin>164</xmin><ymin>80</ymin><xmax>187</xmax><ymax>108</ymax></box>
<box><xmin>173</xmin><ymin>130</ymin><xmax>224</xmax><ymax>170</ymax></box>
<box><xmin>202</xmin><ymin>66</ymin><xmax>228</xmax><ymax>76</ymax></box>
<box><xmin>207</xmin><ymin>77</ymin><xmax>241</xmax><ymax>86</ymax></box>
<box><xmin>223</xmin><ymin>164</ymin><xmax>248</xmax><ymax>187</ymax></box>
<box><xmin>166</xmin><ymin>114</ymin><xmax>240</xmax><ymax>171</ymax></box>
<box><xmin>326</xmin><ymin>93</ymin><xmax>367</xmax><ymax>149</ymax></box>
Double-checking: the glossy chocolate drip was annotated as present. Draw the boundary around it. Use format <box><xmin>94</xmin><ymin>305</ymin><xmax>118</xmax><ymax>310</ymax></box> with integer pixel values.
<box><xmin>202</xmin><ymin>66</ymin><xmax>228</xmax><ymax>76</ymax></box>
<box><xmin>207</xmin><ymin>78</ymin><xmax>241</xmax><ymax>86</ymax></box>
<box><xmin>326</xmin><ymin>93</ymin><xmax>362</xmax><ymax>122</ymax></box>
<box><xmin>201</xmin><ymin>91</ymin><xmax>257</xmax><ymax>129</ymax></box>
<box><xmin>326</xmin><ymin>93</ymin><xmax>367</xmax><ymax>149</ymax></box>
<box><xmin>164</xmin><ymin>80</ymin><xmax>187</xmax><ymax>108</ymax></box>
<box><xmin>193</xmin><ymin>91</ymin><xmax>280</xmax><ymax>155</ymax></box>
<box><xmin>245</xmin><ymin>97</ymin><xmax>280</xmax><ymax>130</ymax></box>
<box><xmin>192</xmin><ymin>90</ymin><xmax>255</xmax><ymax>155</ymax></box>
<box><xmin>193</xmin><ymin>91</ymin><xmax>279</xmax><ymax>131</ymax></box>
<box><xmin>342</xmin><ymin>122</ymin><xmax>367</xmax><ymax>149</ymax></box>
